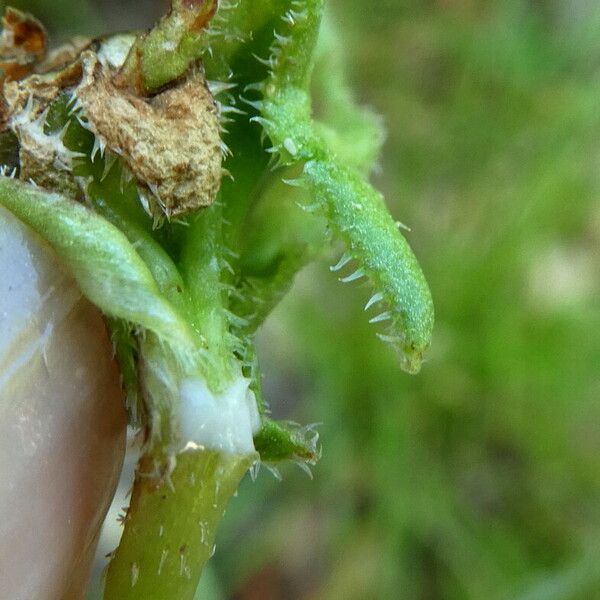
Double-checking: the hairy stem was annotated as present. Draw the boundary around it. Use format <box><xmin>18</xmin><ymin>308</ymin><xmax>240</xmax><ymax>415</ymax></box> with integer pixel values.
<box><xmin>103</xmin><ymin>450</ymin><xmax>254</xmax><ymax>600</ymax></box>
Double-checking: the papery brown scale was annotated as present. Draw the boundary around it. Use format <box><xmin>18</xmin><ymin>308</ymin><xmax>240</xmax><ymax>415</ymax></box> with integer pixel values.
<box><xmin>0</xmin><ymin>9</ymin><xmax>47</xmax><ymax>82</ymax></box>
<box><xmin>36</xmin><ymin>37</ymin><xmax>91</xmax><ymax>74</ymax></box>
<box><xmin>76</xmin><ymin>52</ymin><xmax>222</xmax><ymax>217</ymax></box>
<box><xmin>1</xmin><ymin>61</ymin><xmax>86</xmax><ymax>198</ymax></box>
<box><xmin>2</xmin><ymin>9</ymin><xmax>46</xmax><ymax>56</ymax></box>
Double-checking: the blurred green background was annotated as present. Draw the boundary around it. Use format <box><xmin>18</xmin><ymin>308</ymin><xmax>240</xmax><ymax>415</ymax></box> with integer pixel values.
<box><xmin>5</xmin><ymin>0</ymin><xmax>600</xmax><ymax>598</ymax></box>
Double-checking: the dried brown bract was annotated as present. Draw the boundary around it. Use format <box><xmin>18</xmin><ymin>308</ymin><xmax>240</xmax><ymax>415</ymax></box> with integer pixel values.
<box><xmin>36</xmin><ymin>37</ymin><xmax>91</xmax><ymax>74</ymax></box>
<box><xmin>0</xmin><ymin>14</ymin><xmax>222</xmax><ymax>217</ymax></box>
<box><xmin>0</xmin><ymin>8</ymin><xmax>46</xmax><ymax>83</ymax></box>
<box><xmin>2</xmin><ymin>71</ymin><xmax>82</xmax><ymax>197</ymax></box>
<box><xmin>76</xmin><ymin>51</ymin><xmax>221</xmax><ymax>217</ymax></box>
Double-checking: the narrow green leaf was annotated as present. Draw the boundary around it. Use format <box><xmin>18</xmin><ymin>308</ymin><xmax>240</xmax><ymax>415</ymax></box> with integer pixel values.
<box><xmin>253</xmin><ymin>0</ymin><xmax>435</xmax><ymax>371</ymax></box>
<box><xmin>254</xmin><ymin>419</ymin><xmax>320</xmax><ymax>464</ymax></box>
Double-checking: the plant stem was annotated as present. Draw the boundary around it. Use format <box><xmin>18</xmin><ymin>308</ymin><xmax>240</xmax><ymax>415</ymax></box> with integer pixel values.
<box><xmin>103</xmin><ymin>450</ymin><xmax>254</xmax><ymax>600</ymax></box>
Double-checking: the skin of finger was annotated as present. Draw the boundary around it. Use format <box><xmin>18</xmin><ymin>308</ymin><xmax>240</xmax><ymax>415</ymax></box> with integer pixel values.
<box><xmin>0</xmin><ymin>208</ymin><xmax>127</xmax><ymax>600</ymax></box>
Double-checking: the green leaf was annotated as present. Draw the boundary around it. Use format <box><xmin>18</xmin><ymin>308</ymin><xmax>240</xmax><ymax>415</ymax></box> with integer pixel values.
<box><xmin>253</xmin><ymin>0</ymin><xmax>434</xmax><ymax>372</ymax></box>
<box><xmin>304</xmin><ymin>159</ymin><xmax>434</xmax><ymax>373</ymax></box>
<box><xmin>0</xmin><ymin>177</ymin><xmax>198</xmax><ymax>361</ymax></box>
<box><xmin>254</xmin><ymin>419</ymin><xmax>320</xmax><ymax>464</ymax></box>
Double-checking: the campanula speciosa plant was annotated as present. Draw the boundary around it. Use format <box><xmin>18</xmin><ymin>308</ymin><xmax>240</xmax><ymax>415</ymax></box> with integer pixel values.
<box><xmin>0</xmin><ymin>1</ymin><xmax>433</xmax><ymax>597</ymax></box>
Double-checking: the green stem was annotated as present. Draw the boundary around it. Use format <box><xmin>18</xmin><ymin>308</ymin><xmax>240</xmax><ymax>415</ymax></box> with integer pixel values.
<box><xmin>180</xmin><ymin>203</ymin><xmax>238</xmax><ymax>390</ymax></box>
<box><xmin>103</xmin><ymin>450</ymin><xmax>254</xmax><ymax>600</ymax></box>
<box><xmin>231</xmin><ymin>169</ymin><xmax>326</xmax><ymax>333</ymax></box>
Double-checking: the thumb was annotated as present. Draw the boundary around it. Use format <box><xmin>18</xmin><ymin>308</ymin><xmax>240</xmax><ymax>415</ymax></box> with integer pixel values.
<box><xmin>0</xmin><ymin>207</ymin><xmax>127</xmax><ymax>600</ymax></box>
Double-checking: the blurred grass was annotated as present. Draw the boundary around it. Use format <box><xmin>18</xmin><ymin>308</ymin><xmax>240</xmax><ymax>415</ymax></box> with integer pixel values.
<box><xmin>5</xmin><ymin>1</ymin><xmax>600</xmax><ymax>598</ymax></box>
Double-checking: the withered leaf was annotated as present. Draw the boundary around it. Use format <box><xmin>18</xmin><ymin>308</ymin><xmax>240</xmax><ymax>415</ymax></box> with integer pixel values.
<box><xmin>76</xmin><ymin>52</ymin><xmax>222</xmax><ymax>217</ymax></box>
